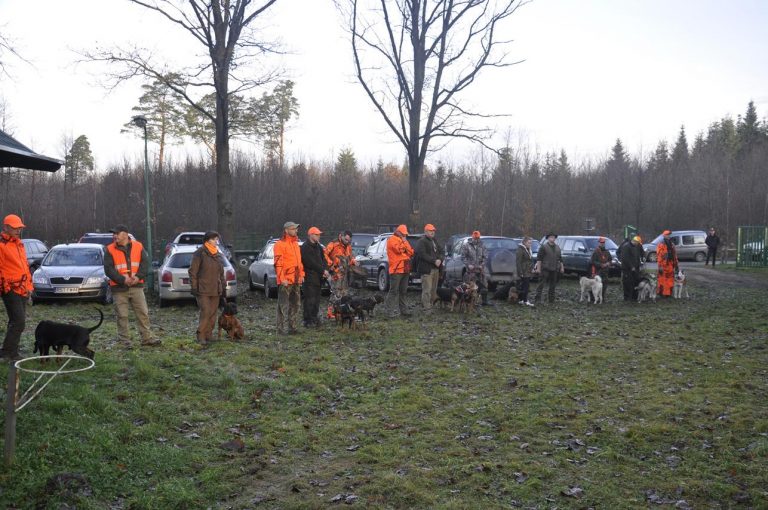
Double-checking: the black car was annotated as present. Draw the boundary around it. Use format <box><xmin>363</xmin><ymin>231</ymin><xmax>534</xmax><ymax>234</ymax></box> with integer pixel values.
<box><xmin>355</xmin><ymin>233</ymin><xmax>425</xmax><ymax>292</ymax></box>
<box><xmin>22</xmin><ymin>238</ymin><xmax>49</xmax><ymax>270</ymax></box>
<box><xmin>442</xmin><ymin>236</ymin><xmax>518</xmax><ymax>291</ymax></box>
<box><xmin>538</xmin><ymin>235</ymin><xmax>621</xmax><ymax>276</ymax></box>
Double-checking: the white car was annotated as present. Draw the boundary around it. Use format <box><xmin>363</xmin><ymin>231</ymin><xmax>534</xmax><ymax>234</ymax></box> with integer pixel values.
<box><xmin>155</xmin><ymin>245</ymin><xmax>237</xmax><ymax>307</ymax></box>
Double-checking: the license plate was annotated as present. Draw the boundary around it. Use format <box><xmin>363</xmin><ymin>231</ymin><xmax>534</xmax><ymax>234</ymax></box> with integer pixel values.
<box><xmin>181</xmin><ymin>278</ymin><xmax>190</xmax><ymax>284</ymax></box>
<box><xmin>54</xmin><ymin>287</ymin><xmax>80</xmax><ymax>294</ymax></box>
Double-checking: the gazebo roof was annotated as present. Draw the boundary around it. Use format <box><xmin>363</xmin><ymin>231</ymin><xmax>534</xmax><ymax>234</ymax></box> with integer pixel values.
<box><xmin>0</xmin><ymin>129</ymin><xmax>62</xmax><ymax>172</ymax></box>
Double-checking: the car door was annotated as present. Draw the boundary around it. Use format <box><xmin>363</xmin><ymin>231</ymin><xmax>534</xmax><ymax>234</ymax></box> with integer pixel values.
<box><xmin>356</xmin><ymin>240</ymin><xmax>379</xmax><ymax>283</ymax></box>
<box><xmin>560</xmin><ymin>239</ymin><xmax>575</xmax><ymax>272</ymax></box>
<box><xmin>571</xmin><ymin>239</ymin><xmax>591</xmax><ymax>274</ymax></box>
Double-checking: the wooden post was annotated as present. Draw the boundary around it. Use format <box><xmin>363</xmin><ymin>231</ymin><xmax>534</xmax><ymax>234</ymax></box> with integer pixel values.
<box><xmin>4</xmin><ymin>363</ymin><xmax>18</xmax><ymax>466</ymax></box>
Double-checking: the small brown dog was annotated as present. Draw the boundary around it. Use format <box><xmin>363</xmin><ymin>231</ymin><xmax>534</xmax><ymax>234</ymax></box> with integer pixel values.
<box><xmin>459</xmin><ymin>281</ymin><xmax>479</xmax><ymax>313</ymax></box>
<box><xmin>218</xmin><ymin>302</ymin><xmax>245</xmax><ymax>340</ymax></box>
<box><xmin>507</xmin><ymin>286</ymin><xmax>519</xmax><ymax>303</ymax></box>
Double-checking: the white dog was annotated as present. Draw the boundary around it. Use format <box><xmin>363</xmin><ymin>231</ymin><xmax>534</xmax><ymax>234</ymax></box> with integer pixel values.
<box><xmin>673</xmin><ymin>270</ymin><xmax>689</xmax><ymax>299</ymax></box>
<box><xmin>636</xmin><ymin>277</ymin><xmax>657</xmax><ymax>303</ymax></box>
<box><xmin>579</xmin><ymin>275</ymin><xmax>603</xmax><ymax>304</ymax></box>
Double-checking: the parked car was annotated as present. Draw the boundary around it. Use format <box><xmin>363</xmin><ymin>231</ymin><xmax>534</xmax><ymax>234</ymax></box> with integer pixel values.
<box><xmin>78</xmin><ymin>232</ymin><xmax>133</xmax><ymax>245</ymax></box>
<box><xmin>154</xmin><ymin>244</ymin><xmax>237</xmax><ymax>307</ymax></box>
<box><xmin>643</xmin><ymin>230</ymin><xmax>707</xmax><ymax>262</ymax></box>
<box><xmin>539</xmin><ymin>235</ymin><xmax>621</xmax><ymax>276</ymax></box>
<box><xmin>442</xmin><ymin>235</ymin><xmax>519</xmax><ymax>291</ymax></box>
<box><xmin>22</xmin><ymin>238</ymin><xmax>49</xmax><ymax>270</ymax></box>
<box><xmin>165</xmin><ymin>232</ymin><xmax>234</xmax><ymax>263</ymax></box>
<box><xmin>248</xmin><ymin>239</ymin><xmax>330</xmax><ymax>298</ymax></box>
<box><xmin>350</xmin><ymin>233</ymin><xmax>377</xmax><ymax>257</ymax></box>
<box><xmin>512</xmin><ymin>237</ymin><xmax>540</xmax><ymax>260</ymax></box>
<box><xmin>355</xmin><ymin>233</ymin><xmax>425</xmax><ymax>292</ymax></box>
<box><xmin>31</xmin><ymin>243</ymin><xmax>112</xmax><ymax>304</ymax></box>
<box><xmin>741</xmin><ymin>240</ymin><xmax>766</xmax><ymax>262</ymax></box>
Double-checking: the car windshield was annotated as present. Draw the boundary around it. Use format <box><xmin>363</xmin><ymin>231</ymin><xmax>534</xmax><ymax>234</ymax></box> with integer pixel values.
<box><xmin>482</xmin><ymin>238</ymin><xmax>517</xmax><ymax>250</ymax></box>
<box><xmin>168</xmin><ymin>253</ymin><xmax>194</xmax><ymax>269</ymax></box>
<box><xmin>585</xmin><ymin>238</ymin><xmax>618</xmax><ymax>250</ymax></box>
<box><xmin>81</xmin><ymin>236</ymin><xmax>113</xmax><ymax>246</ymax></box>
<box><xmin>178</xmin><ymin>234</ymin><xmax>205</xmax><ymax>245</ymax></box>
<box><xmin>45</xmin><ymin>248</ymin><xmax>103</xmax><ymax>266</ymax></box>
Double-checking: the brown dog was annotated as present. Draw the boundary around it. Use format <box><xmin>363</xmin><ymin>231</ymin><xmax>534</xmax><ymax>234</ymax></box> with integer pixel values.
<box><xmin>218</xmin><ymin>302</ymin><xmax>245</xmax><ymax>340</ymax></box>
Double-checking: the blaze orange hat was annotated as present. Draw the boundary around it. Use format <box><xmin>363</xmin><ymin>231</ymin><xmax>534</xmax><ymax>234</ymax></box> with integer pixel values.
<box><xmin>633</xmin><ymin>235</ymin><xmax>642</xmax><ymax>243</ymax></box>
<box><xmin>599</xmin><ymin>236</ymin><xmax>606</xmax><ymax>243</ymax></box>
<box><xmin>662</xmin><ymin>230</ymin><xmax>671</xmax><ymax>235</ymax></box>
<box><xmin>307</xmin><ymin>226</ymin><xmax>322</xmax><ymax>235</ymax></box>
<box><xmin>3</xmin><ymin>214</ymin><xmax>25</xmax><ymax>228</ymax></box>
<box><xmin>472</xmin><ymin>231</ymin><xmax>481</xmax><ymax>238</ymax></box>
<box><xmin>396</xmin><ymin>224</ymin><xmax>409</xmax><ymax>235</ymax></box>
<box><xmin>424</xmin><ymin>223</ymin><xmax>436</xmax><ymax>231</ymax></box>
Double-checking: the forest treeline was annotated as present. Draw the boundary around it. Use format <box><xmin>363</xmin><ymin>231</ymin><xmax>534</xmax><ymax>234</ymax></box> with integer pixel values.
<box><xmin>1</xmin><ymin>101</ymin><xmax>765</xmax><ymax>254</ymax></box>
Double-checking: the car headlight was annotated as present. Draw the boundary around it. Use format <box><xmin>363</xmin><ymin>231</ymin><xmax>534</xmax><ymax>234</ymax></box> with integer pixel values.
<box><xmin>33</xmin><ymin>272</ymin><xmax>49</xmax><ymax>285</ymax></box>
<box><xmin>85</xmin><ymin>276</ymin><xmax>105</xmax><ymax>286</ymax></box>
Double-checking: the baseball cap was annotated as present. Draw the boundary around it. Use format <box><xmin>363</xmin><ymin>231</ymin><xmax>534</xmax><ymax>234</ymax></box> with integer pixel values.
<box><xmin>308</xmin><ymin>226</ymin><xmax>322</xmax><ymax>235</ymax></box>
<box><xmin>283</xmin><ymin>221</ymin><xmax>300</xmax><ymax>229</ymax></box>
<box><xmin>110</xmin><ymin>224</ymin><xmax>129</xmax><ymax>234</ymax></box>
<box><xmin>424</xmin><ymin>223</ymin><xmax>436</xmax><ymax>231</ymax></box>
<box><xmin>3</xmin><ymin>214</ymin><xmax>25</xmax><ymax>228</ymax></box>
<box><xmin>472</xmin><ymin>230</ymin><xmax>481</xmax><ymax>238</ymax></box>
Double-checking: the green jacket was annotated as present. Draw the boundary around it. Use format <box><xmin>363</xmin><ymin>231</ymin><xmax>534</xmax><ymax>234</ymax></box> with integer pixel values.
<box><xmin>516</xmin><ymin>244</ymin><xmax>534</xmax><ymax>278</ymax></box>
<box><xmin>536</xmin><ymin>241</ymin><xmax>562</xmax><ymax>272</ymax></box>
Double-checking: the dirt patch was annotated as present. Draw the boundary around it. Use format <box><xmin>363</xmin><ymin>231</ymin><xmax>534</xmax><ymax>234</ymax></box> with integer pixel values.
<box><xmin>682</xmin><ymin>265</ymin><xmax>768</xmax><ymax>290</ymax></box>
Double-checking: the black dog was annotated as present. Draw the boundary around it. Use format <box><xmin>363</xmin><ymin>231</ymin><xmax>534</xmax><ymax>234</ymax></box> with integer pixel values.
<box><xmin>33</xmin><ymin>309</ymin><xmax>103</xmax><ymax>360</ymax></box>
<box><xmin>334</xmin><ymin>301</ymin><xmax>357</xmax><ymax>329</ymax></box>
<box><xmin>348</xmin><ymin>295</ymin><xmax>384</xmax><ymax>318</ymax></box>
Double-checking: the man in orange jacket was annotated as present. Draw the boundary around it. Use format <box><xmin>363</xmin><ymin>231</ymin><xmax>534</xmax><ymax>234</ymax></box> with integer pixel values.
<box><xmin>324</xmin><ymin>230</ymin><xmax>356</xmax><ymax>318</ymax></box>
<box><xmin>274</xmin><ymin>221</ymin><xmax>304</xmax><ymax>334</ymax></box>
<box><xmin>383</xmin><ymin>224</ymin><xmax>414</xmax><ymax>317</ymax></box>
<box><xmin>0</xmin><ymin>214</ymin><xmax>34</xmax><ymax>361</ymax></box>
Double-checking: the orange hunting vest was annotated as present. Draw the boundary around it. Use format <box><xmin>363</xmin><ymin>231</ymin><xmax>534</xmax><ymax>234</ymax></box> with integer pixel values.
<box><xmin>106</xmin><ymin>241</ymin><xmax>144</xmax><ymax>286</ymax></box>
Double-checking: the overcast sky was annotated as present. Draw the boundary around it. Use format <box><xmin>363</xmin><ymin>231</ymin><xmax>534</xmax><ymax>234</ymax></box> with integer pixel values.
<box><xmin>1</xmin><ymin>0</ymin><xmax>767</xmax><ymax>170</ymax></box>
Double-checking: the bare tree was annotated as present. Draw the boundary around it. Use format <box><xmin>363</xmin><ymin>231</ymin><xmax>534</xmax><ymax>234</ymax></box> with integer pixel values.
<box><xmin>0</xmin><ymin>31</ymin><xmax>30</xmax><ymax>78</ymax></box>
<box><xmin>337</xmin><ymin>0</ymin><xmax>523</xmax><ymax>222</ymax></box>
<box><xmin>84</xmin><ymin>0</ymin><xmax>281</xmax><ymax>243</ymax></box>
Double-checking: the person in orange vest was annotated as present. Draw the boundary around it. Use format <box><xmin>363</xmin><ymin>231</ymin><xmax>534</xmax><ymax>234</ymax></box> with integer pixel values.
<box><xmin>0</xmin><ymin>214</ymin><xmax>34</xmax><ymax>361</ymax></box>
<box><xmin>274</xmin><ymin>221</ymin><xmax>304</xmax><ymax>334</ymax></box>
<box><xmin>103</xmin><ymin>224</ymin><xmax>160</xmax><ymax>347</ymax></box>
<box><xmin>383</xmin><ymin>224</ymin><xmax>414</xmax><ymax>317</ymax></box>
<box><xmin>656</xmin><ymin>230</ymin><xmax>678</xmax><ymax>298</ymax></box>
<box><xmin>324</xmin><ymin>230</ymin><xmax>357</xmax><ymax>318</ymax></box>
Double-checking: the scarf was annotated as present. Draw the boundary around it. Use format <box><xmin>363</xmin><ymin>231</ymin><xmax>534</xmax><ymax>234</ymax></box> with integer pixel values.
<box><xmin>205</xmin><ymin>240</ymin><xmax>218</xmax><ymax>255</ymax></box>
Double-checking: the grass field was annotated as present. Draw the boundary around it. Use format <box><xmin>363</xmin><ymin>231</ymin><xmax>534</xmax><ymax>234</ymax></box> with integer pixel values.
<box><xmin>1</xmin><ymin>269</ymin><xmax>767</xmax><ymax>509</ymax></box>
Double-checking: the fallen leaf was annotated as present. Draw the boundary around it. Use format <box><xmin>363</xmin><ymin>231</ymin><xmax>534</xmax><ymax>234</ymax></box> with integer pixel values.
<box><xmin>561</xmin><ymin>486</ymin><xmax>584</xmax><ymax>498</ymax></box>
<box><xmin>220</xmin><ymin>438</ymin><xmax>245</xmax><ymax>452</ymax></box>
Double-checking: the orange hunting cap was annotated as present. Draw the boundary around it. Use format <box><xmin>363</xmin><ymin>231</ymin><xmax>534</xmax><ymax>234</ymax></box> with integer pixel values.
<box><xmin>3</xmin><ymin>214</ymin><xmax>25</xmax><ymax>228</ymax></box>
<box><xmin>472</xmin><ymin>231</ymin><xmax>481</xmax><ymax>238</ymax></box>
<box><xmin>633</xmin><ymin>235</ymin><xmax>642</xmax><ymax>243</ymax></box>
<box><xmin>396</xmin><ymin>224</ymin><xmax>409</xmax><ymax>235</ymax></box>
<box><xmin>307</xmin><ymin>226</ymin><xmax>322</xmax><ymax>235</ymax></box>
<box><xmin>424</xmin><ymin>223</ymin><xmax>436</xmax><ymax>231</ymax></box>
<box><xmin>662</xmin><ymin>230</ymin><xmax>671</xmax><ymax>235</ymax></box>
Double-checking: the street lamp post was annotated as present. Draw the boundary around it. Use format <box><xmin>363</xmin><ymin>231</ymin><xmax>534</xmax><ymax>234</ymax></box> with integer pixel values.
<box><xmin>132</xmin><ymin>115</ymin><xmax>154</xmax><ymax>293</ymax></box>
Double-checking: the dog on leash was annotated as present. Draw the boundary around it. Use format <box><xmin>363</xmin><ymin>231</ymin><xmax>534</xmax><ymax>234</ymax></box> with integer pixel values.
<box><xmin>349</xmin><ymin>295</ymin><xmax>384</xmax><ymax>317</ymax></box>
<box><xmin>34</xmin><ymin>309</ymin><xmax>102</xmax><ymax>360</ymax></box>
<box><xmin>636</xmin><ymin>277</ymin><xmax>657</xmax><ymax>303</ymax></box>
<box><xmin>579</xmin><ymin>275</ymin><xmax>603</xmax><ymax>304</ymax></box>
<box><xmin>433</xmin><ymin>282</ymin><xmax>477</xmax><ymax>312</ymax></box>
<box><xmin>673</xmin><ymin>270</ymin><xmax>689</xmax><ymax>299</ymax></box>
<box><xmin>218</xmin><ymin>302</ymin><xmax>245</xmax><ymax>340</ymax></box>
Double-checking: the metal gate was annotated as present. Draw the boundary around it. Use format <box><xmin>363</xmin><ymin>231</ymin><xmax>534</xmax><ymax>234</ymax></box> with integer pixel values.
<box><xmin>736</xmin><ymin>226</ymin><xmax>768</xmax><ymax>267</ymax></box>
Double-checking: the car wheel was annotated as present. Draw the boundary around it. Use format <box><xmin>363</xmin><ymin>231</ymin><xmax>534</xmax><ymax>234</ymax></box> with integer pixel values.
<box><xmin>249</xmin><ymin>272</ymin><xmax>257</xmax><ymax>291</ymax></box>
<box><xmin>239</xmin><ymin>257</ymin><xmax>251</xmax><ymax>268</ymax></box>
<box><xmin>101</xmin><ymin>286</ymin><xmax>113</xmax><ymax>305</ymax></box>
<box><xmin>694</xmin><ymin>251</ymin><xmax>705</xmax><ymax>262</ymax></box>
<box><xmin>377</xmin><ymin>269</ymin><xmax>389</xmax><ymax>292</ymax></box>
<box><xmin>647</xmin><ymin>252</ymin><xmax>657</xmax><ymax>262</ymax></box>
